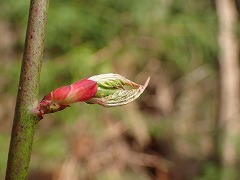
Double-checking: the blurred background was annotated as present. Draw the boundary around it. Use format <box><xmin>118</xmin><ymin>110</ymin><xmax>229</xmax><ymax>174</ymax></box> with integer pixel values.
<box><xmin>1</xmin><ymin>0</ymin><xmax>240</xmax><ymax>179</ymax></box>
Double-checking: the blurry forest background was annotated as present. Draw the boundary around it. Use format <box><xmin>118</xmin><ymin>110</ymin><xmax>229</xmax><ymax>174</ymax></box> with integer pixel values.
<box><xmin>1</xmin><ymin>0</ymin><xmax>240</xmax><ymax>179</ymax></box>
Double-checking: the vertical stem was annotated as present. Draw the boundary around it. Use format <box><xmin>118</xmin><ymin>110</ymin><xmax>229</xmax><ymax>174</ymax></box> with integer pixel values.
<box><xmin>6</xmin><ymin>0</ymin><xmax>49</xmax><ymax>179</ymax></box>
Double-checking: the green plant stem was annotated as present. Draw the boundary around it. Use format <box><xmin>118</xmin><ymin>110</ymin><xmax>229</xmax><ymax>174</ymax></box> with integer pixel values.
<box><xmin>5</xmin><ymin>0</ymin><xmax>49</xmax><ymax>179</ymax></box>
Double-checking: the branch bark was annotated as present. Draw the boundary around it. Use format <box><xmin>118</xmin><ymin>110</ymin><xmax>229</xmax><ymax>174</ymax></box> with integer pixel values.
<box><xmin>5</xmin><ymin>0</ymin><xmax>49</xmax><ymax>179</ymax></box>
<box><xmin>216</xmin><ymin>0</ymin><xmax>240</xmax><ymax>177</ymax></box>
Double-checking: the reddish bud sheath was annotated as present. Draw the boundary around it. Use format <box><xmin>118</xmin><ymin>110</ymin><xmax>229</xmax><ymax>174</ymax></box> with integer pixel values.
<box><xmin>36</xmin><ymin>79</ymin><xmax>98</xmax><ymax>118</ymax></box>
<box><xmin>43</xmin><ymin>79</ymin><xmax>98</xmax><ymax>105</ymax></box>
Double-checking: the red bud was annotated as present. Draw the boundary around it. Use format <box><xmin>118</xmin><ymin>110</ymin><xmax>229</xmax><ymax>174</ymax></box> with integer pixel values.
<box><xmin>43</xmin><ymin>79</ymin><xmax>97</xmax><ymax>105</ymax></box>
<box><xmin>36</xmin><ymin>79</ymin><xmax>98</xmax><ymax>118</ymax></box>
<box><xmin>35</xmin><ymin>73</ymin><xmax>149</xmax><ymax>119</ymax></box>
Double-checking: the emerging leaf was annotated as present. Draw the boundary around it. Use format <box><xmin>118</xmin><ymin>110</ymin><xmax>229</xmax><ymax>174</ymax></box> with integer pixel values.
<box><xmin>35</xmin><ymin>73</ymin><xmax>150</xmax><ymax>118</ymax></box>
<box><xmin>87</xmin><ymin>73</ymin><xmax>150</xmax><ymax>107</ymax></box>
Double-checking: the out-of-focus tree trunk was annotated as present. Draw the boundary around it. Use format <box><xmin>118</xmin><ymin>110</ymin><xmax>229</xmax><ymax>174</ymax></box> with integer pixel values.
<box><xmin>216</xmin><ymin>0</ymin><xmax>240</xmax><ymax>178</ymax></box>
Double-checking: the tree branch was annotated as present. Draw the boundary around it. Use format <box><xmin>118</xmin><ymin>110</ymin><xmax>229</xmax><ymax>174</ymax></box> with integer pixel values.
<box><xmin>6</xmin><ymin>0</ymin><xmax>49</xmax><ymax>179</ymax></box>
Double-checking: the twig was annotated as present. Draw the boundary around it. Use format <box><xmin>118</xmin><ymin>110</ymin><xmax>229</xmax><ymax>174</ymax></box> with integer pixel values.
<box><xmin>5</xmin><ymin>0</ymin><xmax>49</xmax><ymax>179</ymax></box>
